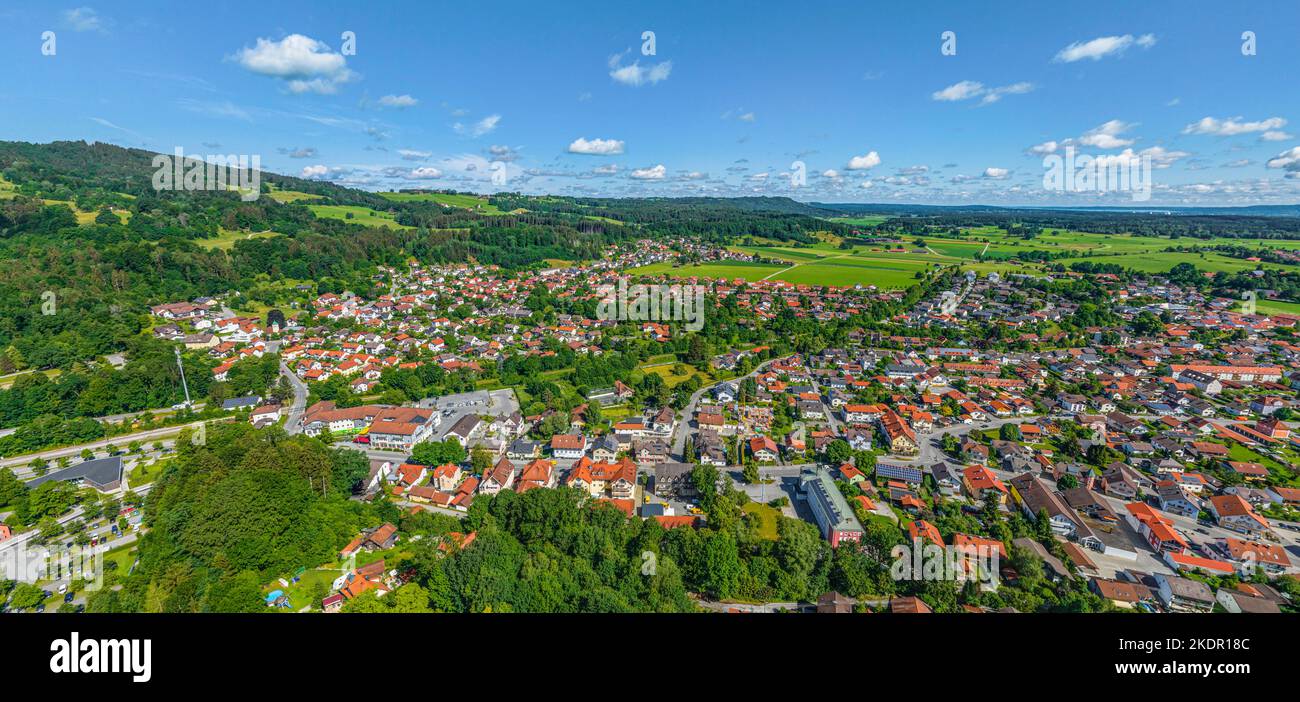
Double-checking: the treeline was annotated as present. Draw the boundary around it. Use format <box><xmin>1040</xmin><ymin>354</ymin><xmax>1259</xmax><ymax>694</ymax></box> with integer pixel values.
<box><xmin>86</xmin><ymin>424</ymin><xmax>374</xmax><ymax>613</ymax></box>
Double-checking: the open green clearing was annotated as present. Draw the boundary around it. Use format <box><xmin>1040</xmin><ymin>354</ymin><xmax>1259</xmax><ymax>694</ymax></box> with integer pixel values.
<box><xmin>265</xmin><ymin>187</ymin><xmax>322</xmax><ymax>204</ymax></box>
<box><xmin>741</xmin><ymin>502</ymin><xmax>781</xmax><ymax>540</ymax></box>
<box><xmin>378</xmin><ymin>191</ymin><xmax>504</xmax><ymax>214</ymax></box>
<box><xmin>308</xmin><ymin>204</ymin><xmax>414</xmax><ymax>229</ymax></box>
<box><xmin>199</xmin><ymin>227</ymin><xmax>283</xmax><ymax>250</ymax></box>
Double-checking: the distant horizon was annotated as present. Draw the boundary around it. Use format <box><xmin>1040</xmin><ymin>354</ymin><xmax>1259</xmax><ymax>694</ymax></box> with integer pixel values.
<box><xmin>3</xmin><ymin>1</ymin><xmax>1299</xmax><ymax>207</ymax></box>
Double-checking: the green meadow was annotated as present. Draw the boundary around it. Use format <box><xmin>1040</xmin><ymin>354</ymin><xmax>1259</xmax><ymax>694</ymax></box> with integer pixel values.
<box><xmin>308</xmin><ymin>204</ymin><xmax>414</xmax><ymax>229</ymax></box>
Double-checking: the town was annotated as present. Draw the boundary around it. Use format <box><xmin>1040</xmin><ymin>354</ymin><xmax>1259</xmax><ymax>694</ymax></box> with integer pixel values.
<box><xmin>4</xmin><ymin>233</ymin><xmax>1298</xmax><ymax>616</ymax></box>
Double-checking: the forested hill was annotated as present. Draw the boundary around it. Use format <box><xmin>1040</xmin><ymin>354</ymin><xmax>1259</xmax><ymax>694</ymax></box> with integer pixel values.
<box><xmin>0</xmin><ymin>140</ymin><xmax>846</xmax><ymax>370</ymax></box>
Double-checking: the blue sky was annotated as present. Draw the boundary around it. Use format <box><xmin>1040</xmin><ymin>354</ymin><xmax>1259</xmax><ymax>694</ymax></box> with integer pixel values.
<box><xmin>2</xmin><ymin>1</ymin><xmax>1299</xmax><ymax>205</ymax></box>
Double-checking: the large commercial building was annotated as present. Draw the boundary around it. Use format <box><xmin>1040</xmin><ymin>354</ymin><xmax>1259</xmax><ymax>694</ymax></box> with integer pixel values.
<box><xmin>798</xmin><ymin>468</ymin><xmax>864</xmax><ymax>547</ymax></box>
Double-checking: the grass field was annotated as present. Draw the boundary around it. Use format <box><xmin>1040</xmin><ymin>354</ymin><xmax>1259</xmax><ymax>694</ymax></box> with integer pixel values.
<box><xmin>1058</xmin><ymin>251</ymin><xmax>1290</xmax><ymax>275</ymax></box>
<box><xmin>1257</xmin><ymin>299</ymin><xmax>1300</xmax><ymax>315</ymax></box>
<box><xmin>199</xmin><ymin>227</ymin><xmax>282</xmax><ymax>250</ymax></box>
<box><xmin>308</xmin><ymin>204</ymin><xmax>414</xmax><ymax>229</ymax></box>
<box><xmin>0</xmin><ymin>173</ymin><xmax>16</xmax><ymax>199</ymax></box>
<box><xmin>639</xmin><ymin>362</ymin><xmax>711</xmax><ymax>388</ymax></box>
<box><xmin>378</xmin><ymin>191</ymin><xmax>504</xmax><ymax>214</ymax></box>
<box><xmin>629</xmin><ymin>260</ymin><xmax>787</xmax><ymax>282</ymax></box>
<box><xmin>828</xmin><ymin>215</ymin><xmax>890</xmax><ymax>227</ymax></box>
<box><xmin>265</xmin><ymin>187</ymin><xmax>322</xmax><ymax>203</ymax></box>
<box><xmin>742</xmin><ymin>502</ymin><xmax>781</xmax><ymax>540</ymax></box>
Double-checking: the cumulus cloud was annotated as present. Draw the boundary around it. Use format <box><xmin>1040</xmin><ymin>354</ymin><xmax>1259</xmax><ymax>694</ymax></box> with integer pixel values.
<box><xmin>608</xmin><ymin>50</ymin><xmax>672</xmax><ymax>86</ymax></box>
<box><xmin>983</xmin><ymin>167</ymin><xmax>1011</xmax><ymax>179</ymax></box>
<box><xmin>1028</xmin><ymin>140</ymin><xmax>1059</xmax><ymax>156</ymax></box>
<box><xmin>630</xmin><ymin>164</ymin><xmax>667</xmax><ymax>180</ymax></box>
<box><xmin>1078</xmin><ymin>120</ymin><xmax>1136</xmax><ymax>149</ymax></box>
<box><xmin>406</xmin><ymin>167</ymin><xmax>442</xmax><ymax>179</ymax></box>
<box><xmin>567</xmin><ymin>137</ymin><xmax>625</xmax><ymax>155</ymax></box>
<box><xmin>233</xmin><ymin>34</ymin><xmax>356</xmax><ymax>94</ymax></box>
<box><xmin>300</xmin><ymin>164</ymin><xmax>332</xmax><ymax>179</ymax></box>
<box><xmin>1260</xmin><ymin>131</ymin><xmax>1293</xmax><ymax>142</ymax></box>
<box><xmin>1053</xmin><ymin>34</ymin><xmax>1156</xmax><ymax>62</ymax></box>
<box><xmin>398</xmin><ymin>149</ymin><xmax>431</xmax><ymax>161</ymax></box>
<box><xmin>1266</xmin><ymin>146</ymin><xmax>1300</xmax><ymax>175</ymax></box>
<box><xmin>1182</xmin><ymin>116</ymin><xmax>1288</xmax><ymax>137</ymax></box>
<box><xmin>378</xmin><ymin>94</ymin><xmax>418</xmax><ymax>108</ymax></box>
<box><xmin>846</xmin><ymin>151</ymin><xmax>881</xmax><ymax>170</ymax></box>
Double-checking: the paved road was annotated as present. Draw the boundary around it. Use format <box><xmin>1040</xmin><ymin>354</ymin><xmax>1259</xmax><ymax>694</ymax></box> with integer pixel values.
<box><xmin>281</xmin><ymin>361</ymin><xmax>309</xmax><ymax>434</ymax></box>
<box><xmin>0</xmin><ymin>423</ymin><xmax>203</xmax><ymax>472</ymax></box>
<box><xmin>671</xmin><ymin>358</ymin><xmax>780</xmax><ymax>461</ymax></box>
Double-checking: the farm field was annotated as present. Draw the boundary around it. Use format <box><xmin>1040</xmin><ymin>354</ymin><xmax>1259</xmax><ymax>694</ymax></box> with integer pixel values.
<box><xmin>1256</xmin><ymin>298</ymin><xmax>1300</xmax><ymax>315</ymax></box>
<box><xmin>308</xmin><ymin>204</ymin><xmax>414</xmax><ymax>229</ymax></box>
<box><xmin>1057</xmin><ymin>250</ymin><xmax>1292</xmax><ymax>274</ymax></box>
<box><xmin>826</xmin><ymin>215</ymin><xmax>890</xmax><ymax>227</ymax></box>
<box><xmin>630</xmin><ymin>260</ymin><xmax>787</xmax><ymax>281</ymax></box>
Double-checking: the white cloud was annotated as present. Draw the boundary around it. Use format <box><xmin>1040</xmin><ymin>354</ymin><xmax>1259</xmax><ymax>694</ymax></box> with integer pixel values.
<box><xmin>846</xmin><ymin>151</ymin><xmax>882</xmax><ymax>170</ymax></box>
<box><xmin>608</xmin><ymin>51</ymin><xmax>672</xmax><ymax>86</ymax></box>
<box><xmin>1138</xmin><ymin>146</ymin><xmax>1190</xmax><ymax>168</ymax></box>
<box><xmin>233</xmin><ymin>34</ymin><xmax>356</xmax><ymax>94</ymax></box>
<box><xmin>63</xmin><ymin>7</ymin><xmax>107</xmax><ymax>33</ymax></box>
<box><xmin>932</xmin><ymin>80</ymin><xmax>1032</xmax><ymax>105</ymax></box>
<box><xmin>1028</xmin><ymin>140</ymin><xmax>1059</xmax><ymax>156</ymax></box>
<box><xmin>1053</xmin><ymin>34</ymin><xmax>1156</xmax><ymax>62</ymax></box>
<box><xmin>567</xmin><ymin>137</ymin><xmax>625</xmax><ymax>155</ymax></box>
<box><xmin>1260</xmin><ymin>131</ymin><xmax>1293</xmax><ymax>142</ymax></box>
<box><xmin>378</xmin><ymin>94</ymin><xmax>419</xmax><ymax>108</ymax></box>
<box><xmin>932</xmin><ymin>80</ymin><xmax>985</xmax><ymax>102</ymax></box>
<box><xmin>821</xmin><ymin>169</ymin><xmax>840</xmax><ymax>179</ymax></box>
<box><xmin>1182</xmin><ymin>116</ymin><xmax>1287</xmax><ymax>137</ymax></box>
<box><xmin>453</xmin><ymin>114</ymin><xmax>501</xmax><ymax>138</ymax></box>
<box><xmin>983</xmin><ymin>167</ymin><xmax>1011</xmax><ymax>179</ymax></box>
<box><xmin>1266</xmin><ymin>146</ymin><xmax>1300</xmax><ymax>174</ymax></box>
<box><xmin>738</xmin><ymin>112</ymin><xmax>756</xmax><ymax>123</ymax></box>
<box><xmin>398</xmin><ymin>149</ymin><xmax>431</xmax><ymax>161</ymax></box>
<box><xmin>1079</xmin><ymin>120</ymin><xmax>1136</xmax><ymax>149</ymax></box>
<box><xmin>630</xmin><ymin>164</ymin><xmax>667</xmax><ymax>180</ymax></box>
<box><xmin>406</xmin><ymin>167</ymin><xmax>442</xmax><ymax>179</ymax></box>
<box><xmin>300</xmin><ymin>164</ymin><xmax>331</xmax><ymax>179</ymax></box>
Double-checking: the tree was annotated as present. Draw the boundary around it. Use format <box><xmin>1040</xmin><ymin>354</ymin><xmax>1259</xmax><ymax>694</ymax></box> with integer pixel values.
<box><xmin>410</xmin><ymin>439</ymin><xmax>467</xmax><ymax>467</ymax></box>
<box><xmin>824</xmin><ymin>439</ymin><xmax>852</xmax><ymax>465</ymax></box>
<box><xmin>470</xmin><ymin>446</ymin><xmax>492</xmax><ymax>474</ymax></box>
<box><xmin>1056</xmin><ymin>474</ymin><xmax>1079</xmax><ymax>491</ymax></box>
<box><xmin>999</xmin><ymin>424</ymin><xmax>1022</xmax><ymax>442</ymax></box>
<box><xmin>8</xmin><ymin>583</ymin><xmax>45</xmax><ymax>610</ymax></box>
